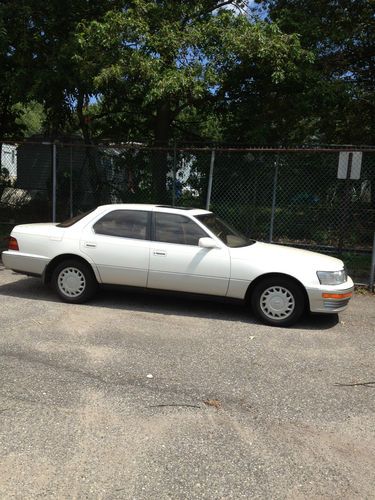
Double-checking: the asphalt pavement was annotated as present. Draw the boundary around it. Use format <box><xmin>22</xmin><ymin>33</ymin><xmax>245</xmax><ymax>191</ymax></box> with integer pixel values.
<box><xmin>0</xmin><ymin>265</ymin><xmax>374</xmax><ymax>499</ymax></box>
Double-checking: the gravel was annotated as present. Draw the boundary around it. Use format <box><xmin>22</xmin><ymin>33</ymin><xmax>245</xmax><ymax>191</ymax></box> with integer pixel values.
<box><xmin>0</xmin><ymin>266</ymin><xmax>374</xmax><ymax>499</ymax></box>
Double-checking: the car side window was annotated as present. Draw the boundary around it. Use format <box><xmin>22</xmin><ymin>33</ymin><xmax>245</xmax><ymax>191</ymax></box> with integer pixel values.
<box><xmin>155</xmin><ymin>213</ymin><xmax>207</xmax><ymax>245</ymax></box>
<box><xmin>93</xmin><ymin>210</ymin><xmax>149</xmax><ymax>240</ymax></box>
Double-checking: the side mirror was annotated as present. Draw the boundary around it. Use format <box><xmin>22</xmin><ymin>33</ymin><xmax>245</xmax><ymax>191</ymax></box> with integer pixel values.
<box><xmin>198</xmin><ymin>237</ymin><xmax>221</xmax><ymax>249</ymax></box>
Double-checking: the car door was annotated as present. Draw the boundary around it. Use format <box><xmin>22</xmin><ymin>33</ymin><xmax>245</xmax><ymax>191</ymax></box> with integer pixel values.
<box><xmin>80</xmin><ymin>209</ymin><xmax>151</xmax><ymax>286</ymax></box>
<box><xmin>147</xmin><ymin>211</ymin><xmax>230</xmax><ymax>296</ymax></box>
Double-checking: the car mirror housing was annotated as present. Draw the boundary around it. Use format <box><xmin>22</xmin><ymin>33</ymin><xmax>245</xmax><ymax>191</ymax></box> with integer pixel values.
<box><xmin>198</xmin><ymin>237</ymin><xmax>221</xmax><ymax>249</ymax></box>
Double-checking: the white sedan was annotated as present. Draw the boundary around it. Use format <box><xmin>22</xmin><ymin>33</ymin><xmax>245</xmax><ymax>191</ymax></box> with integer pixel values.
<box><xmin>2</xmin><ymin>204</ymin><xmax>353</xmax><ymax>326</ymax></box>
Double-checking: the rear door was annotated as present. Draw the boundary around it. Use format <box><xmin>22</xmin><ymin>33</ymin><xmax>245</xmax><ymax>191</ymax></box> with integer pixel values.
<box><xmin>80</xmin><ymin>209</ymin><xmax>151</xmax><ymax>286</ymax></box>
<box><xmin>147</xmin><ymin>212</ymin><xmax>230</xmax><ymax>296</ymax></box>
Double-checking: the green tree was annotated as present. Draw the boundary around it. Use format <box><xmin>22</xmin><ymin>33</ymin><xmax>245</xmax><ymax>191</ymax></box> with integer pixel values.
<box><xmin>0</xmin><ymin>8</ymin><xmax>24</xmax><ymax>138</ymax></box>
<box><xmin>1</xmin><ymin>0</ymin><xmax>125</xmax><ymax>201</ymax></box>
<box><xmin>1</xmin><ymin>0</ymin><xmax>120</xmax><ymax>139</ymax></box>
<box><xmin>254</xmin><ymin>0</ymin><xmax>375</xmax><ymax>144</ymax></box>
<box><xmin>14</xmin><ymin>101</ymin><xmax>45</xmax><ymax>137</ymax></box>
<box><xmin>1</xmin><ymin>0</ymin><xmax>312</xmax><ymax>202</ymax></box>
<box><xmin>77</xmin><ymin>0</ymin><xmax>309</xmax><ymax>200</ymax></box>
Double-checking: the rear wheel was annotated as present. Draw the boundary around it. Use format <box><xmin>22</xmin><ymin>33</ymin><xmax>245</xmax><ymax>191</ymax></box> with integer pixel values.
<box><xmin>52</xmin><ymin>259</ymin><xmax>97</xmax><ymax>303</ymax></box>
<box><xmin>251</xmin><ymin>276</ymin><xmax>306</xmax><ymax>327</ymax></box>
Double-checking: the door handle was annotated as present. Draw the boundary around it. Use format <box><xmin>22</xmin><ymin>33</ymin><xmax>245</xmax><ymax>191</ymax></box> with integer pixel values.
<box><xmin>153</xmin><ymin>250</ymin><xmax>166</xmax><ymax>256</ymax></box>
<box><xmin>85</xmin><ymin>242</ymin><xmax>97</xmax><ymax>248</ymax></box>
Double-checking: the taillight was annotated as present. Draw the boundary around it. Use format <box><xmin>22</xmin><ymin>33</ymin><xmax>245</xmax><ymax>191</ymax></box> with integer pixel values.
<box><xmin>8</xmin><ymin>237</ymin><xmax>19</xmax><ymax>251</ymax></box>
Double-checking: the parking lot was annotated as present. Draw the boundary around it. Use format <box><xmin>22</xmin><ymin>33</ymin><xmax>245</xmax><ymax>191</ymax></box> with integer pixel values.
<box><xmin>0</xmin><ymin>265</ymin><xmax>374</xmax><ymax>499</ymax></box>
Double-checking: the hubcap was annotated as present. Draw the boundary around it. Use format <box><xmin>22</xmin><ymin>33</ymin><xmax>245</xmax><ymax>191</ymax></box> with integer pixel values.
<box><xmin>58</xmin><ymin>267</ymin><xmax>86</xmax><ymax>297</ymax></box>
<box><xmin>260</xmin><ymin>286</ymin><xmax>295</xmax><ymax>320</ymax></box>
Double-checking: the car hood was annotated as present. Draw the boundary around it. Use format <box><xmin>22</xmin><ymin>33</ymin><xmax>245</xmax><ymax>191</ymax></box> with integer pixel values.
<box><xmin>231</xmin><ymin>241</ymin><xmax>344</xmax><ymax>272</ymax></box>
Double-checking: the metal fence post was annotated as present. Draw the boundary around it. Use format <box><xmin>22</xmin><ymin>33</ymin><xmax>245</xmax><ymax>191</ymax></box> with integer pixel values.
<box><xmin>52</xmin><ymin>141</ymin><xmax>57</xmax><ymax>222</ymax></box>
<box><xmin>370</xmin><ymin>232</ymin><xmax>375</xmax><ymax>292</ymax></box>
<box><xmin>69</xmin><ymin>145</ymin><xmax>73</xmax><ymax>218</ymax></box>
<box><xmin>269</xmin><ymin>156</ymin><xmax>279</xmax><ymax>243</ymax></box>
<box><xmin>172</xmin><ymin>141</ymin><xmax>177</xmax><ymax>207</ymax></box>
<box><xmin>206</xmin><ymin>149</ymin><xmax>215</xmax><ymax>210</ymax></box>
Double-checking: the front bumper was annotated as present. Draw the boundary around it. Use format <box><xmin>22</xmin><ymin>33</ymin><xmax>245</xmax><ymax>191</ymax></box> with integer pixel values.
<box><xmin>306</xmin><ymin>277</ymin><xmax>354</xmax><ymax>314</ymax></box>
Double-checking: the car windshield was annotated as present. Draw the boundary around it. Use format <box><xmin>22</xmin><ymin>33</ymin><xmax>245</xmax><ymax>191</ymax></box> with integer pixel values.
<box><xmin>57</xmin><ymin>209</ymin><xmax>95</xmax><ymax>228</ymax></box>
<box><xmin>195</xmin><ymin>213</ymin><xmax>255</xmax><ymax>248</ymax></box>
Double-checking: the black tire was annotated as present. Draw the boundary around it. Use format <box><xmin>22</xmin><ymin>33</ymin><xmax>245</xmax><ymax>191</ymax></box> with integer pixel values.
<box><xmin>250</xmin><ymin>276</ymin><xmax>306</xmax><ymax>327</ymax></box>
<box><xmin>52</xmin><ymin>259</ymin><xmax>98</xmax><ymax>303</ymax></box>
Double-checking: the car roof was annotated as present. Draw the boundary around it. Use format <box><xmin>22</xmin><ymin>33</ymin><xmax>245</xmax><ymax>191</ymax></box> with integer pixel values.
<box><xmin>97</xmin><ymin>203</ymin><xmax>211</xmax><ymax>216</ymax></box>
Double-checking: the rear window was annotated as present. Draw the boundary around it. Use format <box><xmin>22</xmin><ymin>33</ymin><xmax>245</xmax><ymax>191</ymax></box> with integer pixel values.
<box><xmin>93</xmin><ymin>210</ymin><xmax>149</xmax><ymax>240</ymax></box>
<box><xmin>57</xmin><ymin>209</ymin><xmax>95</xmax><ymax>228</ymax></box>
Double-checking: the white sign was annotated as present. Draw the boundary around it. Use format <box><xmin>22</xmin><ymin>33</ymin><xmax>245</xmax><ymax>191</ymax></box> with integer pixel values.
<box><xmin>338</xmin><ymin>151</ymin><xmax>362</xmax><ymax>180</ymax></box>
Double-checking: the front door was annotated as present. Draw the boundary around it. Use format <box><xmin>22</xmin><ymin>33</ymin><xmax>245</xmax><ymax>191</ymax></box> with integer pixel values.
<box><xmin>147</xmin><ymin>212</ymin><xmax>230</xmax><ymax>296</ymax></box>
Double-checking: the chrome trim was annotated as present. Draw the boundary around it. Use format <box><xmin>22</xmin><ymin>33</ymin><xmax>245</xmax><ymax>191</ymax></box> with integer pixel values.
<box><xmin>323</xmin><ymin>299</ymin><xmax>351</xmax><ymax>309</ymax></box>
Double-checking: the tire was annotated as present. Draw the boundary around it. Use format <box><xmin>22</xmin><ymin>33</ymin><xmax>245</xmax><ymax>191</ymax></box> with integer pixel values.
<box><xmin>52</xmin><ymin>259</ymin><xmax>98</xmax><ymax>303</ymax></box>
<box><xmin>250</xmin><ymin>276</ymin><xmax>306</xmax><ymax>327</ymax></box>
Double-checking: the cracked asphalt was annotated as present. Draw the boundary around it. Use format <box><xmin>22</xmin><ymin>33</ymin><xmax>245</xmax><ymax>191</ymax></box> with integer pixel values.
<box><xmin>0</xmin><ymin>265</ymin><xmax>374</xmax><ymax>499</ymax></box>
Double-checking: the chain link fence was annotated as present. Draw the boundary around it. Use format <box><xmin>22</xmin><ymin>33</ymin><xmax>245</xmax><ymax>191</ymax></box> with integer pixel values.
<box><xmin>1</xmin><ymin>140</ymin><xmax>374</xmax><ymax>287</ymax></box>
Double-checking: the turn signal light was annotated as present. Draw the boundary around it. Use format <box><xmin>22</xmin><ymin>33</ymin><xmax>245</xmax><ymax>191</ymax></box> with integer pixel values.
<box><xmin>8</xmin><ymin>237</ymin><xmax>19</xmax><ymax>251</ymax></box>
<box><xmin>322</xmin><ymin>292</ymin><xmax>352</xmax><ymax>299</ymax></box>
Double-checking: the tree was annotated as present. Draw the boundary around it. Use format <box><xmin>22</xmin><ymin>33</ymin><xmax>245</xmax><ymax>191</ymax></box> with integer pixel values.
<box><xmin>13</xmin><ymin>101</ymin><xmax>45</xmax><ymax>137</ymax></box>
<box><xmin>0</xmin><ymin>8</ymin><xmax>24</xmax><ymax>138</ymax></box>
<box><xmin>1</xmin><ymin>0</ymin><xmax>313</xmax><ymax>201</ymax></box>
<box><xmin>77</xmin><ymin>0</ymin><xmax>309</xmax><ymax>200</ymax></box>
<box><xmin>254</xmin><ymin>0</ymin><xmax>375</xmax><ymax>144</ymax></box>
<box><xmin>1</xmin><ymin>0</ymin><xmax>121</xmax><ymax>139</ymax></box>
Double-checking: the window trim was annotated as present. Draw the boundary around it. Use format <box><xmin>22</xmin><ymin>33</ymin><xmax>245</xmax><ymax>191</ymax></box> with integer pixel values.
<box><xmin>92</xmin><ymin>209</ymin><xmax>152</xmax><ymax>241</ymax></box>
<box><xmin>151</xmin><ymin>211</ymin><xmax>210</xmax><ymax>246</ymax></box>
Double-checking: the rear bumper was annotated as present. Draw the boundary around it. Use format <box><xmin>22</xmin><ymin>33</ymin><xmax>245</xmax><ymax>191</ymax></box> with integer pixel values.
<box><xmin>1</xmin><ymin>250</ymin><xmax>50</xmax><ymax>276</ymax></box>
<box><xmin>307</xmin><ymin>278</ymin><xmax>354</xmax><ymax>314</ymax></box>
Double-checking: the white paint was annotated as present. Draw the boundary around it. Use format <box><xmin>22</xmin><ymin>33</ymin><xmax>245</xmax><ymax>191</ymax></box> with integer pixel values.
<box><xmin>2</xmin><ymin>203</ymin><xmax>354</xmax><ymax>315</ymax></box>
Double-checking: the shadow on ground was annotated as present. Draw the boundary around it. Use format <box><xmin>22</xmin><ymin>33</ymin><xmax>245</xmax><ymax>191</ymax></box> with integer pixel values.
<box><xmin>0</xmin><ymin>274</ymin><xmax>339</xmax><ymax>330</ymax></box>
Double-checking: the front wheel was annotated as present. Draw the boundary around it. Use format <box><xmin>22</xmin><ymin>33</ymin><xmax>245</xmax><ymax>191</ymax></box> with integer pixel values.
<box><xmin>250</xmin><ymin>277</ymin><xmax>306</xmax><ymax>327</ymax></box>
<box><xmin>52</xmin><ymin>259</ymin><xmax>98</xmax><ymax>303</ymax></box>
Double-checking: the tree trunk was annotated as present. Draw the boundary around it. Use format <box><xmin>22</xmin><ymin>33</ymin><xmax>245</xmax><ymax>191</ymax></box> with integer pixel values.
<box><xmin>77</xmin><ymin>92</ymin><xmax>102</xmax><ymax>205</ymax></box>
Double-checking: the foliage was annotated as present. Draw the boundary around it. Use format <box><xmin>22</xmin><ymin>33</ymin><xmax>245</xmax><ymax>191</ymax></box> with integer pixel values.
<box><xmin>0</xmin><ymin>7</ymin><xmax>24</xmax><ymax>138</ymax></box>
<box><xmin>0</xmin><ymin>0</ymin><xmax>373</xmax><ymax>147</ymax></box>
<box><xmin>0</xmin><ymin>0</ymin><xmax>119</xmax><ymax>138</ymax></box>
<box><xmin>252</xmin><ymin>0</ymin><xmax>375</xmax><ymax>144</ymax></box>
<box><xmin>76</xmin><ymin>1</ymin><xmax>309</xmax><ymax>144</ymax></box>
<box><xmin>13</xmin><ymin>102</ymin><xmax>46</xmax><ymax>137</ymax></box>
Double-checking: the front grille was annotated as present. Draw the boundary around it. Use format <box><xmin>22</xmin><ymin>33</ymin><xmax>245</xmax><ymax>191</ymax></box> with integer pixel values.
<box><xmin>323</xmin><ymin>299</ymin><xmax>350</xmax><ymax>309</ymax></box>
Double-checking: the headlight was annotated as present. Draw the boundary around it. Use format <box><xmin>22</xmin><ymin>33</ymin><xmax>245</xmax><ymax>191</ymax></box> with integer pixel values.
<box><xmin>317</xmin><ymin>269</ymin><xmax>347</xmax><ymax>285</ymax></box>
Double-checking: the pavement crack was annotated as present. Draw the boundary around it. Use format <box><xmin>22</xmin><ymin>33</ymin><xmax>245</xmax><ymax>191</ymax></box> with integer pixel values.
<box><xmin>334</xmin><ymin>381</ymin><xmax>375</xmax><ymax>388</ymax></box>
<box><xmin>147</xmin><ymin>404</ymin><xmax>201</xmax><ymax>409</ymax></box>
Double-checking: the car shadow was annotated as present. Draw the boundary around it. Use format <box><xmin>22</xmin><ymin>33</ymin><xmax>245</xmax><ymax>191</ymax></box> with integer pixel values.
<box><xmin>0</xmin><ymin>275</ymin><xmax>339</xmax><ymax>330</ymax></box>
